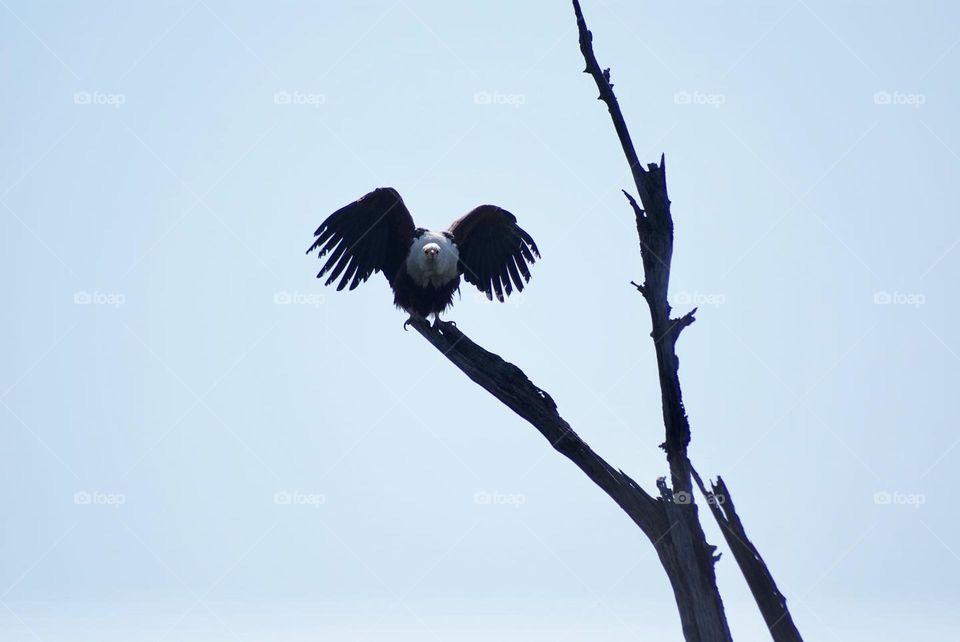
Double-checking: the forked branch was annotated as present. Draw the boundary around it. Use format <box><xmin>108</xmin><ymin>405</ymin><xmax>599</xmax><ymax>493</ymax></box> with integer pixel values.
<box><xmin>407</xmin><ymin>317</ymin><xmax>665</xmax><ymax>537</ymax></box>
<box><xmin>403</xmin><ymin>2</ymin><xmax>803</xmax><ymax>640</ymax></box>
<box><xmin>572</xmin><ymin>1</ymin><xmax>803</xmax><ymax>639</ymax></box>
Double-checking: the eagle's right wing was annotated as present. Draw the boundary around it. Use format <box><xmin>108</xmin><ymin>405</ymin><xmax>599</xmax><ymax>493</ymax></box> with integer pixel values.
<box><xmin>307</xmin><ymin>188</ymin><xmax>416</xmax><ymax>290</ymax></box>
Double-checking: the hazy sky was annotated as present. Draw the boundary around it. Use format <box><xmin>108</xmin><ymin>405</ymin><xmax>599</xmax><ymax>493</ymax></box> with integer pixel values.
<box><xmin>2</xmin><ymin>1</ymin><xmax>958</xmax><ymax>640</ymax></box>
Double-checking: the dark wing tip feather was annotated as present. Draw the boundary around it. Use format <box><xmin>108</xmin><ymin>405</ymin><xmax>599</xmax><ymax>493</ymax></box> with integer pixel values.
<box><xmin>449</xmin><ymin>204</ymin><xmax>540</xmax><ymax>302</ymax></box>
<box><xmin>491</xmin><ymin>272</ymin><xmax>505</xmax><ymax>302</ymax></box>
<box><xmin>506</xmin><ymin>257</ymin><xmax>524</xmax><ymax>292</ymax></box>
<box><xmin>305</xmin><ymin>232</ymin><xmax>325</xmax><ymax>255</ymax></box>
<box><xmin>514</xmin><ymin>224</ymin><xmax>539</xmax><ymax>259</ymax></box>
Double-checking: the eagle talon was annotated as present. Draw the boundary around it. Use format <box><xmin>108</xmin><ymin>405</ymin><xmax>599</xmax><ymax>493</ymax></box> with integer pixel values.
<box><xmin>403</xmin><ymin>315</ymin><xmax>422</xmax><ymax>331</ymax></box>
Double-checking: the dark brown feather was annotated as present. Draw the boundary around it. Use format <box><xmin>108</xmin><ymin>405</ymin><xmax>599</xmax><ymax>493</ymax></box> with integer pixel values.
<box><xmin>448</xmin><ymin>205</ymin><xmax>539</xmax><ymax>301</ymax></box>
<box><xmin>307</xmin><ymin>187</ymin><xmax>416</xmax><ymax>289</ymax></box>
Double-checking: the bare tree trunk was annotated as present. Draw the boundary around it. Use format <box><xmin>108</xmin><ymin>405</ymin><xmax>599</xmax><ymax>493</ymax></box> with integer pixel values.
<box><xmin>571</xmin><ymin>1</ymin><xmax>731</xmax><ymax>636</ymax></box>
<box><xmin>570</xmin><ymin>2</ymin><xmax>803</xmax><ymax>639</ymax></box>
<box><xmin>408</xmin><ymin>318</ymin><xmax>730</xmax><ymax>641</ymax></box>
<box><xmin>403</xmin><ymin>2</ymin><xmax>805</xmax><ymax>640</ymax></box>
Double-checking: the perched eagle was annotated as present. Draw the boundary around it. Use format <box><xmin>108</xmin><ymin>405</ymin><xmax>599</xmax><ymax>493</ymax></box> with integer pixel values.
<box><xmin>307</xmin><ymin>188</ymin><xmax>539</xmax><ymax>326</ymax></box>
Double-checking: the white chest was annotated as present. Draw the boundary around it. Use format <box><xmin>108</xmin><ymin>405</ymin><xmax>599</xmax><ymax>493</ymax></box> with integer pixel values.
<box><xmin>405</xmin><ymin>231</ymin><xmax>460</xmax><ymax>287</ymax></box>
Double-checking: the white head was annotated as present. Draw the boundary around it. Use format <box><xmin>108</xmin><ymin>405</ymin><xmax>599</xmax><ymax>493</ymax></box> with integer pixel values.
<box><xmin>406</xmin><ymin>231</ymin><xmax>460</xmax><ymax>287</ymax></box>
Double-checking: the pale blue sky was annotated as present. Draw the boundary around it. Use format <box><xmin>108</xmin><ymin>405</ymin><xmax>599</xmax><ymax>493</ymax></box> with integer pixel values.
<box><xmin>2</xmin><ymin>1</ymin><xmax>958</xmax><ymax>640</ymax></box>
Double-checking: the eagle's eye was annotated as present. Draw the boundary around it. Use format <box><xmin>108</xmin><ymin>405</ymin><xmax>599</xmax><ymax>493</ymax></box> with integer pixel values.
<box><xmin>423</xmin><ymin>243</ymin><xmax>440</xmax><ymax>258</ymax></box>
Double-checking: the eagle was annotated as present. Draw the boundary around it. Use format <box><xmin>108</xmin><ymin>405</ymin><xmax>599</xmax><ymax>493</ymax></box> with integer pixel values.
<box><xmin>307</xmin><ymin>187</ymin><xmax>539</xmax><ymax>327</ymax></box>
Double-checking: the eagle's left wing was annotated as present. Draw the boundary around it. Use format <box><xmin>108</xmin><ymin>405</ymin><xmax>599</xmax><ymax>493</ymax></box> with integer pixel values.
<box><xmin>307</xmin><ymin>187</ymin><xmax>415</xmax><ymax>291</ymax></box>
<box><xmin>448</xmin><ymin>205</ymin><xmax>539</xmax><ymax>301</ymax></box>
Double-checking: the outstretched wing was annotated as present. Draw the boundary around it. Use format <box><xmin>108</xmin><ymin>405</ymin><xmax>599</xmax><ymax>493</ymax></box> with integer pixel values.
<box><xmin>307</xmin><ymin>188</ymin><xmax>416</xmax><ymax>290</ymax></box>
<box><xmin>448</xmin><ymin>205</ymin><xmax>540</xmax><ymax>301</ymax></box>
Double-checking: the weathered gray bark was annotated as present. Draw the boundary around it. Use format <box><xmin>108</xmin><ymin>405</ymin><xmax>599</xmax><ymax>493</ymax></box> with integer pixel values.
<box><xmin>404</xmin><ymin>2</ymin><xmax>804</xmax><ymax>640</ymax></box>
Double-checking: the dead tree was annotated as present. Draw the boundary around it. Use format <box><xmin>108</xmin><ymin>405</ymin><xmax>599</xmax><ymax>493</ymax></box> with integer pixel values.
<box><xmin>408</xmin><ymin>2</ymin><xmax>803</xmax><ymax>640</ymax></box>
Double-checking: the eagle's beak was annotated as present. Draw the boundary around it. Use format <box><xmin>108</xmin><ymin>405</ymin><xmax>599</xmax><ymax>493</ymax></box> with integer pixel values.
<box><xmin>423</xmin><ymin>244</ymin><xmax>440</xmax><ymax>258</ymax></box>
